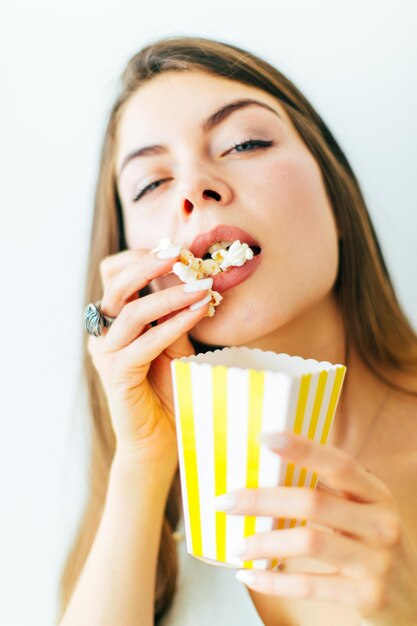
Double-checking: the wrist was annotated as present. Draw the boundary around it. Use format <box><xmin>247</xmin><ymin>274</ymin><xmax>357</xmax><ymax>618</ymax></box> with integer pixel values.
<box><xmin>111</xmin><ymin>446</ymin><xmax>179</xmax><ymax>490</ymax></box>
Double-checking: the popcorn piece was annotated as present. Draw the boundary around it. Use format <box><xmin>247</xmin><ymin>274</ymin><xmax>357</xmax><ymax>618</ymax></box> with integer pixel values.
<box><xmin>172</xmin><ymin>261</ymin><xmax>199</xmax><ymax>283</ymax></box>
<box><xmin>188</xmin><ymin>258</ymin><xmax>203</xmax><ymax>273</ymax></box>
<box><xmin>199</xmin><ymin>258</ymin><xmax>222</xmax><ymax>277</ymax></box>
<box><xmin>219</xmin><ymin>240</ymin><xmax>254</xmax><ymax>269</ymax></box>
<box><xmin>179</xmin><ymin>249</ymin><xmax>203</xmax><ymax>273</ymax></box>
<box><xmin>204</xmin><ymin>290</ymin><xmax>223</xmax><ymax>318</ymax></box>
<box><xmin>206</xmin><ymin>303</ymin><xmax>216</xmax><ymax>317</ymax></box>
<box><xmin>179</xmin><ymin>249</ymin><xmax>194</xmax><ymax>263</ymax></box>
<box><xmin>210</xmin><ymin>290</ymin><xmax>223</xmax><ymax>306</ymax></box>
<box><xmin>211</xmin><ymin>248</ymin><xmax>228</xmax><ymax>264</ymax></box>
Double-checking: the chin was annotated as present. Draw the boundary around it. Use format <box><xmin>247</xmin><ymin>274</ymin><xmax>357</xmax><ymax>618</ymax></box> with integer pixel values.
<box><xmin>188</xmin><ymin>305</ymin><xmax>262</xmax><ymax>348</ymax></box>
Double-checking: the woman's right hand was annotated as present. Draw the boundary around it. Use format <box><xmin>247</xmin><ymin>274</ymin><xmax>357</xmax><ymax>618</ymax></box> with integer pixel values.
<box><xmin>87</xmin><ymin>247</ymin><xmax>213</xmax><ymax>465</ymax></box>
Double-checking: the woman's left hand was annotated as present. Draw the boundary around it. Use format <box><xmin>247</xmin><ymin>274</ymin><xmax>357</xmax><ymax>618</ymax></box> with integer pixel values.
<box><xmin>213</xmin><ymin>430</ymin><xmax>417</xmax><ymax>624</ymax></box>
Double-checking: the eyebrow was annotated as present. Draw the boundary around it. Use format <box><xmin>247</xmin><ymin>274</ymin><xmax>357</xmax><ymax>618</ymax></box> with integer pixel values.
<box><xmin>117</xmin><ymin>98</ymin><xmax>281</xmax><ymax>179</ymax></box>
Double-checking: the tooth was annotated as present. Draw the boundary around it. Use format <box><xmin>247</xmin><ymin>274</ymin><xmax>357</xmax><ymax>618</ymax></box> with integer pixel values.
<box><xmin>207</xmin><ymin>241</ymin><xmax>233</xmax><ymax>255</ymax></box>
<box><xmin>207</xmin><ymin>242</ymin><xmax>223</xmax><ymax>255</ymax></box>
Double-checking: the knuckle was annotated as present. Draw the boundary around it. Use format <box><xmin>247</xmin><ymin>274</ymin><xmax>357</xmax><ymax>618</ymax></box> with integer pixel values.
<box><xmin>163</xmin><ymin>288</ymin><xmax>181</xmax><ymax>314</ymax></box>
<box><xmin>99</xmin><ymin>257</ymin><xmax>112</xmax><ymax>282</ymax></box>
<box><xmin>374</xmin><ymin>551</ymin><xmax>394</xmax><ymax>577</ymax></box>
<box><xmin>245</xmin><ymin>488</ymin><xmax>260</xmax><ymax>511</ymax></box>
<box><xmin>143</xmin><ymin>323</ymin><xmax>159</xmax><ymax>344</ymax></box>
<box><xmin>331</xmin><ymin>454</ymin><xmax>356</xmax><ymax>481</ymax></box>
<box><xmin>304</xmin><ymin>489</ymin><xmax>323</xmax><ymax>518</ymax></box>
<box><xmin>384</xmin><ymin>516</ymin><xmax>402</xmax><ymax>546</ymax></box>
<box><xmin>295</xmin><ymin>574</ymin><xmax>313</xmax><ymax>597</ymax></box>
<box><xmin>120</xmin><ymin>299</ymin><xmax>138</xmax><ymax>324</ymax></box>
<box><xmin>360</xmin><ymin>579</ymin><xmax>389</xmax><ymax>614</ymax></box>
<box><xmin>377</xmin><ymin>511</ymin><xmax>402</xmax><ymax>546</ymax></box>
<box><xmin>302</xmin><ymin>528</ymin><xmax>323</xmax><ymax>556</ymax></box>
<box><xmin>174</xmin><ymin>307</ymin><xmax>194</xmax><ymax>330</ymax></box>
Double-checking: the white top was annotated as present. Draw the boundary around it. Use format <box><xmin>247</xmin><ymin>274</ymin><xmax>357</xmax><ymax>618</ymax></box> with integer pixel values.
<box><xmin>158</xmin><ymin>514</ymin><xmax>264</xmax><ymax>626</ymax></box>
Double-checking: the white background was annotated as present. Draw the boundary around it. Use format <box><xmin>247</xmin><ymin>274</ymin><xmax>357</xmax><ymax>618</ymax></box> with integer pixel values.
<box><xmin>1</xmin><ymin>1</ymin><xmax>416</xmax><ymax>624</ymax></box>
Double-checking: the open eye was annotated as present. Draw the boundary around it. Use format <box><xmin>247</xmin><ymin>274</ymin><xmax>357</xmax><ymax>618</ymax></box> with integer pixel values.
<box><xmin>228</xmin><ymin>138</ymin><xmax>273</xmax><ymax>153</ymax></box>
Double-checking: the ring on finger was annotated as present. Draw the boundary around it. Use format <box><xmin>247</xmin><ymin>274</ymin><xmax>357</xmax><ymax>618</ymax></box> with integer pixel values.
<box><xmin>84</xmin><ymin>300</ymin><xmax>116</xmax><ymax>337</ymax></box>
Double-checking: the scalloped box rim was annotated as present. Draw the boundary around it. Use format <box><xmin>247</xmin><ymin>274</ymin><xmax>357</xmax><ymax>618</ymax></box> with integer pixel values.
<box><xmin>171</xmin><ymin>346</ymin><xmax>346</xmax><ymax>377</ymax></box>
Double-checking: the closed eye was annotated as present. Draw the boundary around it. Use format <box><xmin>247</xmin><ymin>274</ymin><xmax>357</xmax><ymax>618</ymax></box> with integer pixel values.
<box><xmin>132</xmin><ymin>178</ymin><xmax>171</xmax><ymax>202</ymax></box>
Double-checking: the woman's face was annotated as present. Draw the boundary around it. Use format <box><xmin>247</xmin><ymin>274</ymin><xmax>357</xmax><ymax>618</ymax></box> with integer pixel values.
<box><xmin>115</xmin><ymin>69</ymin><xmax>339</xmax><ymax>347</ymax></box>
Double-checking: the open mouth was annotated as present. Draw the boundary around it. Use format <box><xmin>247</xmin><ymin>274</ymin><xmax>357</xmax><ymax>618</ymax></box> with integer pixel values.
<box><xmin>202</xmin><ymin>243</ymin><xmax>262</xmax><ymax>261</ymax></box>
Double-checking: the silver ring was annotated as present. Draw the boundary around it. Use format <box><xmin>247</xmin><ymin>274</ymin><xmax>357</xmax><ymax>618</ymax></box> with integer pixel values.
<box><xmin>84</xmin><ymin>301</ymin><xmax>116</xmax><ymax>337</ymax></box>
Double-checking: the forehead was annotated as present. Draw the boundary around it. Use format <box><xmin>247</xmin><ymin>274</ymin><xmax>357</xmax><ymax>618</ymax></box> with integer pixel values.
<box><xmin>115</xmin><ymin>70</ymin><xmax>289</xmax><ymax>167</ymax></box>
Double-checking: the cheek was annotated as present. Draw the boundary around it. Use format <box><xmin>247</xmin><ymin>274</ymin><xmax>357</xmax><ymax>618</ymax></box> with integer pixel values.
<box><xmin>123</xmin><ymin>211</ymin><xmax>152</xmax><ymax>250</ymax></box>
<box><xmin>255</xmin><ymin>152</ymin><xmax>338</xmax><ymax>259</ymax></box>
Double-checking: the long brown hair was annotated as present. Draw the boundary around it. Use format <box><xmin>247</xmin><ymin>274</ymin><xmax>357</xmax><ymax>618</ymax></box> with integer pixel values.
<box><xmin>57</xmin><ymin>35</ymin><xmax>417</xmax><ymax>624</ymax></box>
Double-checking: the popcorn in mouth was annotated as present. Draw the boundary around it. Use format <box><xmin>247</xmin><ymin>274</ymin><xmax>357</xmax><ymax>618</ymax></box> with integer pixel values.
<box><xmin>152</xmin><ymin>237</ymin><xmax>260</xmax><ymax>317</ymax></box>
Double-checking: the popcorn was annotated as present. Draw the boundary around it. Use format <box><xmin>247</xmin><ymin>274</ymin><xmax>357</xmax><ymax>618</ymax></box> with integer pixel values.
<box><xmin>218</xmin><ymin>240</ymin><xmax>254</xmax><ymax>270</ymax></box>
<box><xmin>206</xmin><ymin>289</ymin><xmax>223</xmax><ymax>318</ymax></box>
<box><xmin>210</xmin><ymin>248</ymin><xmax>228</xmax><ymax>265</ymax></box>
<box><xmin>199</xmin><ymin>258</ymin><xmax>222</xmax><ymax>277</ymax></box>
<box><xmin>210</xmin><ymin>290</ymin><xmax>223</xmax><ymax>306</ymax></box>
<box><xmin>172</xmin><ymin>261</ymin><xmax>199</xmax><ymax>283</ymax></box>
<box><xmin>179</xmin><ymin>249</ymin><xmax>198</xmax><ymax>266</ymax></box>
<box><xmin>153</xmin><ymin>235</ymin><xmax>256</xmax><ymax>317</ymax></box>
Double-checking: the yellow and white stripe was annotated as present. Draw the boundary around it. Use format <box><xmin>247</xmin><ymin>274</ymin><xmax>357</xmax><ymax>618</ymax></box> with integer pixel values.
<box><xmin>171</xmin><ymin>353</ymin><xmax>346</xmax><ymax>571</ymax></box>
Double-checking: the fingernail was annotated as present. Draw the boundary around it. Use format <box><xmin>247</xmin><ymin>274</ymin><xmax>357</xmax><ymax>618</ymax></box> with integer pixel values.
<box><xmin>230</xmin><ymin>539</ymin><xmax>248</xmax><ymax>557</ymax></box>
<box><xmin>183</xmin><ymin>278</ymin><xmax>213</xmax><ymax>292</ymax></box>
<box><xmin>258</xmin><ymin>431</ymin><xmax>289</xmax><ymax>449</ymax></box>
<box><xmin>213</xmin><ymin>494</ymin><xmax>237</xmax><ymax>511</ymax></box>
<box><xmin>189</xmin><ymin>293</ymin><xmax>212</xmax><ymax>310</ymax></box>
<box><xmin>156</xmin><ymin>246</ymin><xmax>181</xmax><ymax>259</ymax></box>
<box><xmin>236</xmin><ymin>570</ymin><xmax>256</xmax><ymax>586</ymax></box>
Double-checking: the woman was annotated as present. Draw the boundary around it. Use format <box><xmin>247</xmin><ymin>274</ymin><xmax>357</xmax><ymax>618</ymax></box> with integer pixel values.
<box><xmin>58</xmin><ymin>36</ymin><xmax>417</xmax><ymax>625</ymax></box>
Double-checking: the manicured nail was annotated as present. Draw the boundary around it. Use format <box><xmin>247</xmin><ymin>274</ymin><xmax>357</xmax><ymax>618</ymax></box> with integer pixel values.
<box><xmin>258</xmin><ymin>430</ymin><xmax>289</xmax><ymax>449</ymax></box>
<box><xmin>213</xmin><ymin>493</ymin><xmax>237</xmax><ymax>511</ymax></box>
<box><xmin>183</xmin><ymin>278</ymin><xmax>213</xmax><ymax>292</ymax></box>
<box><xmin>189</xmin><ymin>293</ymin><xmax>212</xmax><ymax>310</ymax></box>
<box><xmin>236</xmin><ymin>570</ymin><xmax>257</xmax><ymax>585</ymax></box>
<box><xmin>156</xmin><ymin>246</ymin><xmax>181</xmax><ymax>259</ymax></box>
<box><xmin>230</xmin><ymin>539</ymin><xmax>248</xmax><ymax>557</ymax></box>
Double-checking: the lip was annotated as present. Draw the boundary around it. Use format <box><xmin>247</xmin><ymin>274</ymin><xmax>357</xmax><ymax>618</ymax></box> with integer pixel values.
<box><xmin>188</xmin><ymin>224</ymin><xmax>261</xmax><ymax>259</ymax></box>
<box><xmin>211</xmin><ymin>250</ymin><xmax>262</xmax><ymax>293</ymax></box>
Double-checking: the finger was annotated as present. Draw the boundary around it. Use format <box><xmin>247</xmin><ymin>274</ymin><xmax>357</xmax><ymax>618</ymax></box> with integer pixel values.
<box><xmin>104</xmin><ymin>281</ymin><xmax>213</xmax><ymax>352</ymax></box>
<box><xmin>100</xmin><ymin>246</ymin><xmax>182</xmax><ymax>317</ymax></box>
<box><xmin>235</xmin><ymin>569</ymin><xmax>388</xmax><ymax>617</ymax></box>
<box><xmin>99</xmin><ymin>249</ymin><xmax>144</xmax><ymax>283</ymax></box>
<box><xmin>120</xmin><ymin>298</ymin><xmax>211</xmax><ymax>366</ymax></box>
<box><xmin>214</xmin><ymin>487</ymin><xmax>400</xmax><ymax>548</ymax></box>
<box><xmin>232</xmin><ymin>526</ymin><xmax>393</xmax><ymax>579</ymax></box>
<box><xmin>259</xmin><ymin>430</ymin><xmax>392</xmax><ymax>503</ymax></box>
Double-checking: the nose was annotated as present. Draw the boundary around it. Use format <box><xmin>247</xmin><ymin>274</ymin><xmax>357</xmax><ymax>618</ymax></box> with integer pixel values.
<box><xmin>176</xmin><ymin>167</ymin><xmax>233</xmax><ymax>218</ymax></box>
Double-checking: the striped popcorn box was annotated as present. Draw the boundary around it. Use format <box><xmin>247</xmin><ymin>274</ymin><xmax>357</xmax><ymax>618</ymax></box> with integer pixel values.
<box><xmin>170</xmin><ymin>347</ymin><xmax>346</xmax><ymax>571</ymax></box>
